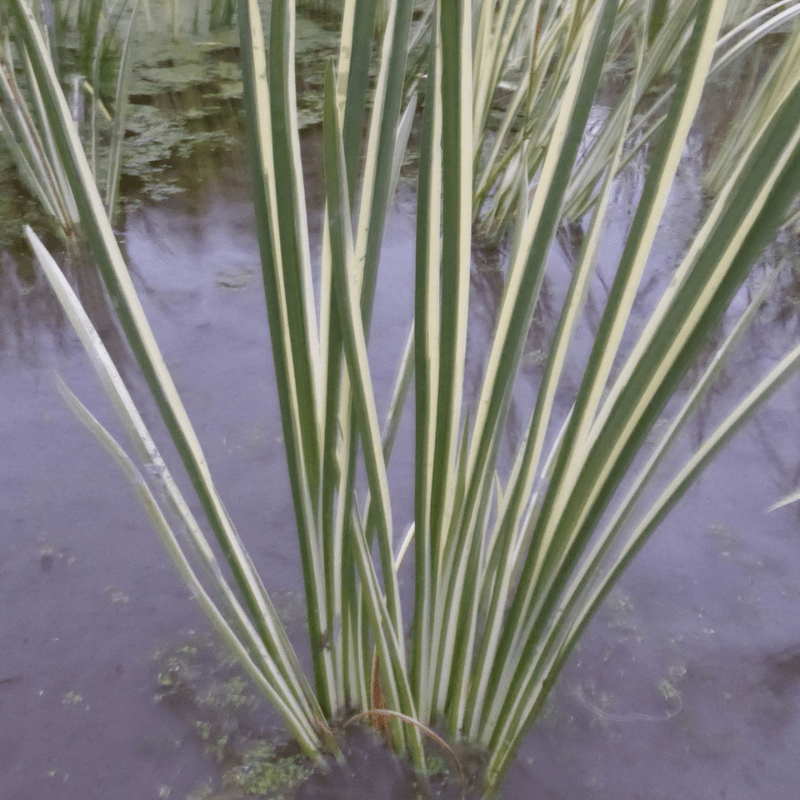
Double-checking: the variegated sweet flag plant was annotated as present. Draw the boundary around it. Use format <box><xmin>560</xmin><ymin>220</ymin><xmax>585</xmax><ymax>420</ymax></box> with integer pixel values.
<box><xmin>10</xmin><ymin>0</ymin><xmax>800</xmax><ymax>794</ymax></box>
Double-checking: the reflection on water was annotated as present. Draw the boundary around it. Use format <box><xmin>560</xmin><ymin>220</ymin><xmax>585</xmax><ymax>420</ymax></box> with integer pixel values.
<box><xmin>3</xmin><ymin>126</ymin><xmax>800</xmax><ymax>800</ymax></box>
<box><xmin>0</xmin><ymin>246</ymin><xmax>67</xmax><ymax>362</ymax></box>
<box><xmin>0</xmin><ymin>236</ymin><xmax>134</xmax><ymax>376</ymax></box>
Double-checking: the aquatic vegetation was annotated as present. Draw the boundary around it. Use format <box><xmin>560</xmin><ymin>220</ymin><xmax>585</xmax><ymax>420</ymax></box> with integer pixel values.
<box><xmin>0</xmin><ymin>26</ymin><xmax>80</xmax><ymax>238</ymax></box>
<box><xmin>469</xmin><ymin>0</ymin><xmax>800</xmax><ymax>244</ymax></box>
<box><xmin>0</xmin><ymin>0</ymin><xmax>138</xmax><ymax>235</ymax></box>
<box><xmin>10</xmin><ymin>0</ymin><xmax>800</xmax><ymax>796</ymax></box>
<box><xmin>0</xmin><ymin>7</ymin><xmax>347</xmax><ymax>229</ymax></box>
<box><xmin>223</xmin><ymin>741</ymin><xmax>310</xmax><ymax>797</ymax></box>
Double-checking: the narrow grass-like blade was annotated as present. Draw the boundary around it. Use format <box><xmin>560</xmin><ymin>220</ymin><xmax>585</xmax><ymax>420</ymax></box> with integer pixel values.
<box><xmin>105</xmin><ymin>0</ymin><xmax>139</xmax><ymax>222</ymax></box>
<box><xmin>412</xmin><ymin>1</ymin><xmax>442</xmax><ymax>719</ymax></box>
<box><xmin>237</xmin><ymin>0</ymin><xmax>334</xmax><ymax>710</ymax></box>
<box><xmin>322</xmin><ymin>61</ymin><xmax>404</xmax><ymax>645</ymax></box>
<box><xmin>352</xmin><ymin>0</ymin><xmax>415</xmax><ymax>331</ymax></box>
<box><xmin>268</xmin><ymin>0</ymin><xmax>322</xmax><ymax>497</ymax></box>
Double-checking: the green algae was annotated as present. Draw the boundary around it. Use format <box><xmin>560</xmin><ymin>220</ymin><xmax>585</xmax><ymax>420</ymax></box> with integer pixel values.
<box><xmin>223</xmin><ymin>742</ymin><xmax>309</xmax><ymax>798</ymax></box>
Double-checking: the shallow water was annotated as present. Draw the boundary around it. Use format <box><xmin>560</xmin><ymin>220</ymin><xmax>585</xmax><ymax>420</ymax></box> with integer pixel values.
<box><xmin>3</xmin><ymin>131</ymin><xmax>800</xmax><ymax>800</ymax></box>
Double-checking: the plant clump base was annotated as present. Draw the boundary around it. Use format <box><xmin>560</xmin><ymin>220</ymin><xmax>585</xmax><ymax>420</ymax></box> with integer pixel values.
<box><xmin>153</xmin><ymin>631</ymin><xmax>480</xmax><ymax>799</ymax></box>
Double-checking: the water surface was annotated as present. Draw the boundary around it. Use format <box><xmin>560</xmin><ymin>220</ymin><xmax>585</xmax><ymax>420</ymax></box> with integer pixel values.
<box><xmin>3</xmin><ymin>135</ymin><xmax>800</xmax><ymax>800</ymax></box>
